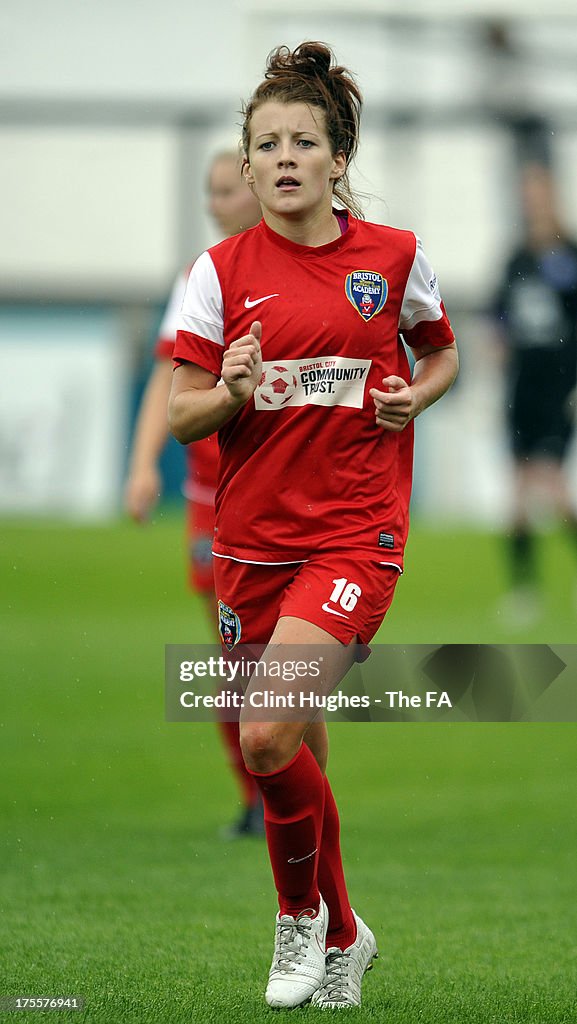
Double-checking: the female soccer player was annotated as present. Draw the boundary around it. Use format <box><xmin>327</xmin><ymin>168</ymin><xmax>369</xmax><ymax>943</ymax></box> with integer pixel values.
<box><xmin>169</xmin><ymin>42</ymin><xmax>458</xmax><ymax>1009</ymax></box>
<box><xmin>125</xmin><ymin>151</ymin><xmax>264</xmax><ymax>836</ymax></box>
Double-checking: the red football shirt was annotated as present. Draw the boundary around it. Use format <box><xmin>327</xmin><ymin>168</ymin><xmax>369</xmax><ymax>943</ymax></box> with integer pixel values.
<box><xmin>174</xmin><ymin>213</ymin><xmax>454</xmax><ymax>568</ymax></box>
<box><xmin>155</xmin><ymin>265</ymin><xmax>218</xmax><ymax>504</ymax></box>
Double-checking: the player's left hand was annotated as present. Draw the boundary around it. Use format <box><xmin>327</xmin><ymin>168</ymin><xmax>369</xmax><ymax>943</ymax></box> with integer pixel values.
<box><xmin>369</xmin><ymin>375</ymin><xmax>415</xmax><ymax>432</ymax></box>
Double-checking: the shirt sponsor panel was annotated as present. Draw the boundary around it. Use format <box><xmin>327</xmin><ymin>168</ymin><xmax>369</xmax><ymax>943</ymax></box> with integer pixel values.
<box><xmin>254</xmin><ymin>356</ymin><xmax>372</xmax><ymax>411</ymax></box>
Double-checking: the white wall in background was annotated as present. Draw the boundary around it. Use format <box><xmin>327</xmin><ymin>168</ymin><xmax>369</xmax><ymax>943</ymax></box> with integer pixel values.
<box><xmin>0</xmin><ymin>0</ymin><xmax>250</xmax><ymax>102</ymax></box>
<box><xmin>1</xmin><ymin>5</ymin><xmax>576</xmax><ymax>298</ymax></box>
<box><xmin>0</xmin><ymin>127</ymin><xmax>177</xmax><ymax>296</ymax></box>
<box><xmin>0</xmin><ymin>310</ymin><xmax>129</xmax><ymax>519</ymax></box>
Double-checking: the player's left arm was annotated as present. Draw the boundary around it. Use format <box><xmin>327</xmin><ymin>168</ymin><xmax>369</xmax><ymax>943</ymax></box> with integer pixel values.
<box><xmin>371</xmin><ymin>235</ymin><xmax>459</xmax><ymax>432</ymax></box>
<box><xmin>370</xmin><ymin>341</ymin><xmax>459</xmax><ymax>433</ymax></box>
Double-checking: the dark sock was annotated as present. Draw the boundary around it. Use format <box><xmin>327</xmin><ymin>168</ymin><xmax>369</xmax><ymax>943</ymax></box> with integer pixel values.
<box><xmin>249</xmin><ymin>744</ymin><xmax>325</xmax><ymax>917</ymax></box>
<box><xmin>507</xmin><ymin>527</ymin><xmax>537</xmax><ymax>587</ymax></box>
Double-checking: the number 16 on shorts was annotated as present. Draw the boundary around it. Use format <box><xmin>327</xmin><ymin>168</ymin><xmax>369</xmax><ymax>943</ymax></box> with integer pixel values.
<box><xmin>322</xmin><ymin>577</ymin><xmax>362</xmax><ymax>618</ymax></box>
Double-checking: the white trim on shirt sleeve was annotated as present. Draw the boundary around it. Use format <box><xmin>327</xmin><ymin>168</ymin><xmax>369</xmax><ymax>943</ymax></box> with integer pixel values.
<box><xmin>399</xmin><ymin>237</ymin><xmax>445</xmax><ymax>331</ymax></box>
<box><xmin>176</xmin><ymin>250</ymin><xmax>225</xmax><ymax>347</ymax></box>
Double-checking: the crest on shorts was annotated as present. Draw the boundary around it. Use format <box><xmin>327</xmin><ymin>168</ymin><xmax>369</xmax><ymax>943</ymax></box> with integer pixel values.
<box><xmin>218</xmin><ymin>600</ymin><xmax>241</xmax><ymax>651</ymax></box>
<box><xmin>345</xmin><ymin>270</ymin><xmax>388</xmax><ymax>322</ymax></box>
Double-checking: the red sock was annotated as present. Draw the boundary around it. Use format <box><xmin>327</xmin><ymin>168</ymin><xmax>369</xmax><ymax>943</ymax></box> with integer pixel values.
<box><xmin>216</xmin><ymin>719</ymin><xmax>260</xmax><ymax>807</ymax></box>
<box><xmin>318</xmin><ymin>776</ymin><xmax>356</xmax><ymax>950</ymax></box>
<box><xmin>250</xmin><ymin>744</ymin><xmax>325</xmax><ymax>917</ymax></box>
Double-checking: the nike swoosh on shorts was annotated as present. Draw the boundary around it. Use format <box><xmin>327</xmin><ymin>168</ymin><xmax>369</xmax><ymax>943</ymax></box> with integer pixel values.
<box><xmin>244</xmin><ymin>294</ymin><xmax>279</xmax><ymax>308</ymax></box>
<box><xmin>321</xmin><ymin>602</ymin><xmax>350</xmax><ymax>619</ymax></box>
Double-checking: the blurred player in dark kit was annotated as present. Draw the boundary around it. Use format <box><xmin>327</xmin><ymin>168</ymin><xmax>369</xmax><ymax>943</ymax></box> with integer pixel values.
<box><xmin>125</xmin><ymin>151</ymin><xmax>264</xmax><ymax>836</ymax></box>
<box><xmin>495</xmin><ymin>163</ymin><xmax>577</xmax><ymax>624</ymax></box>
<box><xmin>169</xmin><ymin>42</ymin><xmax>458</xmax><ymax>1009</ymax></box>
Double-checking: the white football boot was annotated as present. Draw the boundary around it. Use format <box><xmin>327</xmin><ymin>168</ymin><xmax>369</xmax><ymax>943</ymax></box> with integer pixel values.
<box><xmin>310</xmin><ymin>911</ymin><xmax>378</xmax><ymax>1008</ymax></box>
<box><xmin>265</xmin><ymin>897</ymin><xmax>328</xmax><ymax>1008</ymax></box>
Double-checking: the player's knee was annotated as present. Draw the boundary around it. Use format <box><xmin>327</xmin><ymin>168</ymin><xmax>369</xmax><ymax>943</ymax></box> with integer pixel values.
<box><xmin>240</xmin><ymin>724</ymin><xmax>278</xmax><ymax>771</ymax></box>
<box><xmin>240</xmin><ymin>723</ymin><xmax>299</xmax><ymax>773</ymax></box>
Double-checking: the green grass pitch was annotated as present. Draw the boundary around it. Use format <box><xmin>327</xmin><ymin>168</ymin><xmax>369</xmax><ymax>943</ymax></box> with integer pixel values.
<box><xmin>2</xmin><ymin>511</ymin><xmax>576</xmax><ymax>1023</ymax></box>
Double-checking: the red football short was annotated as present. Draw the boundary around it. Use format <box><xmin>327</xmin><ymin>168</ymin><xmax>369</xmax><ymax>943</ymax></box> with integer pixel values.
<box><xmin>213</xmin><ymin>551</ymin><xmax>400</xmax><ymax>649</ymax></box>
<box><xmin>186</xmin><ymin>500</ymin><xmax>215</xmax><ymax>594</ymax></box>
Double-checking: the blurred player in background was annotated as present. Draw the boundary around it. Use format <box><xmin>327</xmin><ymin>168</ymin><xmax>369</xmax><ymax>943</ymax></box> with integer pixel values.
<box><xmin>495</xmin><ymin>163</ymin><xmax>577</xmax><ymax>624</ymax></box>
<box><xmin>125</xmin><ymin>151</ymin><xmax>264</xmax><ymax>836</ymax></box>
<box><xmin>169</xmin><ymin>42</ymin><xmax>458</xmax><ymax>1009</ymax></box>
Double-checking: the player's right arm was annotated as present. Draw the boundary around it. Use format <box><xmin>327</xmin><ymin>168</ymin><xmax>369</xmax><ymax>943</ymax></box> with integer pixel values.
<box><xmin>169</xmin><ymin>321</ymin><xmax>262</xmax><ymax>444</ymax></box>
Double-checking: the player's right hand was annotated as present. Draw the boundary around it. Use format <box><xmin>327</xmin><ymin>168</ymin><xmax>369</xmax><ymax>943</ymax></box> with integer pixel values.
<box><xmin>370</xmin><ymin>374</ymin><xmax>415</xmax><ymax>431</ymax></box>
<box><xmin>222</xmin><ymin>321</ymin><xmax>262</xmax><ymax>404</ymax></box>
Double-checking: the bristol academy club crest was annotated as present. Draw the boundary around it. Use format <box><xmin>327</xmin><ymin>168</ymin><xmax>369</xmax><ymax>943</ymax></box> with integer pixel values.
<box><xmin>218</xmin><ymin>600</ymin><xmax>242</xmax><ymax>651</ymax></box>
<box><xmin>345</xmin><ymin>270</ymin><xmax>388</xmax><ymax>321</ymax></box>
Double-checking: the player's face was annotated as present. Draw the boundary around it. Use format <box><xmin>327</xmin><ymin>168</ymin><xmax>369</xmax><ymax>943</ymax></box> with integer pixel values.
<box><xmin>244</xmin><ymin>101</ymin><xmax>346</xmax><ymax>224</ymax></box>
<box><xmin>208</xmin><ymin>157</ymin><xmax>262</xmax><ymax>237</ymax></box>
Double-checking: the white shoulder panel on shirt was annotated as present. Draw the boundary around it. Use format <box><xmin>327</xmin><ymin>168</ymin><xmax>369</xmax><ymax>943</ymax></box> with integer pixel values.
<box><xmin>177</xmin><ymin>250</ymin><xmax>225</xmax><ymax>347</ymax></box>
<box><xmin>399</xmin><ymin>237</ymin><xmax>444</xmax><ymax>331</ymax></box>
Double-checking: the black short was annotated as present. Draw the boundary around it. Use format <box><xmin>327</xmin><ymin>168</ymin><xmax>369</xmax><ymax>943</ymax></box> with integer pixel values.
<box><xmin>507</xmin><ymin>364</ymin><xmax>575</xmax><ymax>460</ymax></box>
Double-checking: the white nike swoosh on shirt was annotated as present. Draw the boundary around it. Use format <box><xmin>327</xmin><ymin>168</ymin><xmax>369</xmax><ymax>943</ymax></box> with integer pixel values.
<box><xmin>244</xmin><ymin>293</ymin><xmax>279</xmax><ymax>308</ymax></box>
<box><xmin>321</xmin><ymin>603</ymin><xmax>350</xmax><ymax>619</ymax></box>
